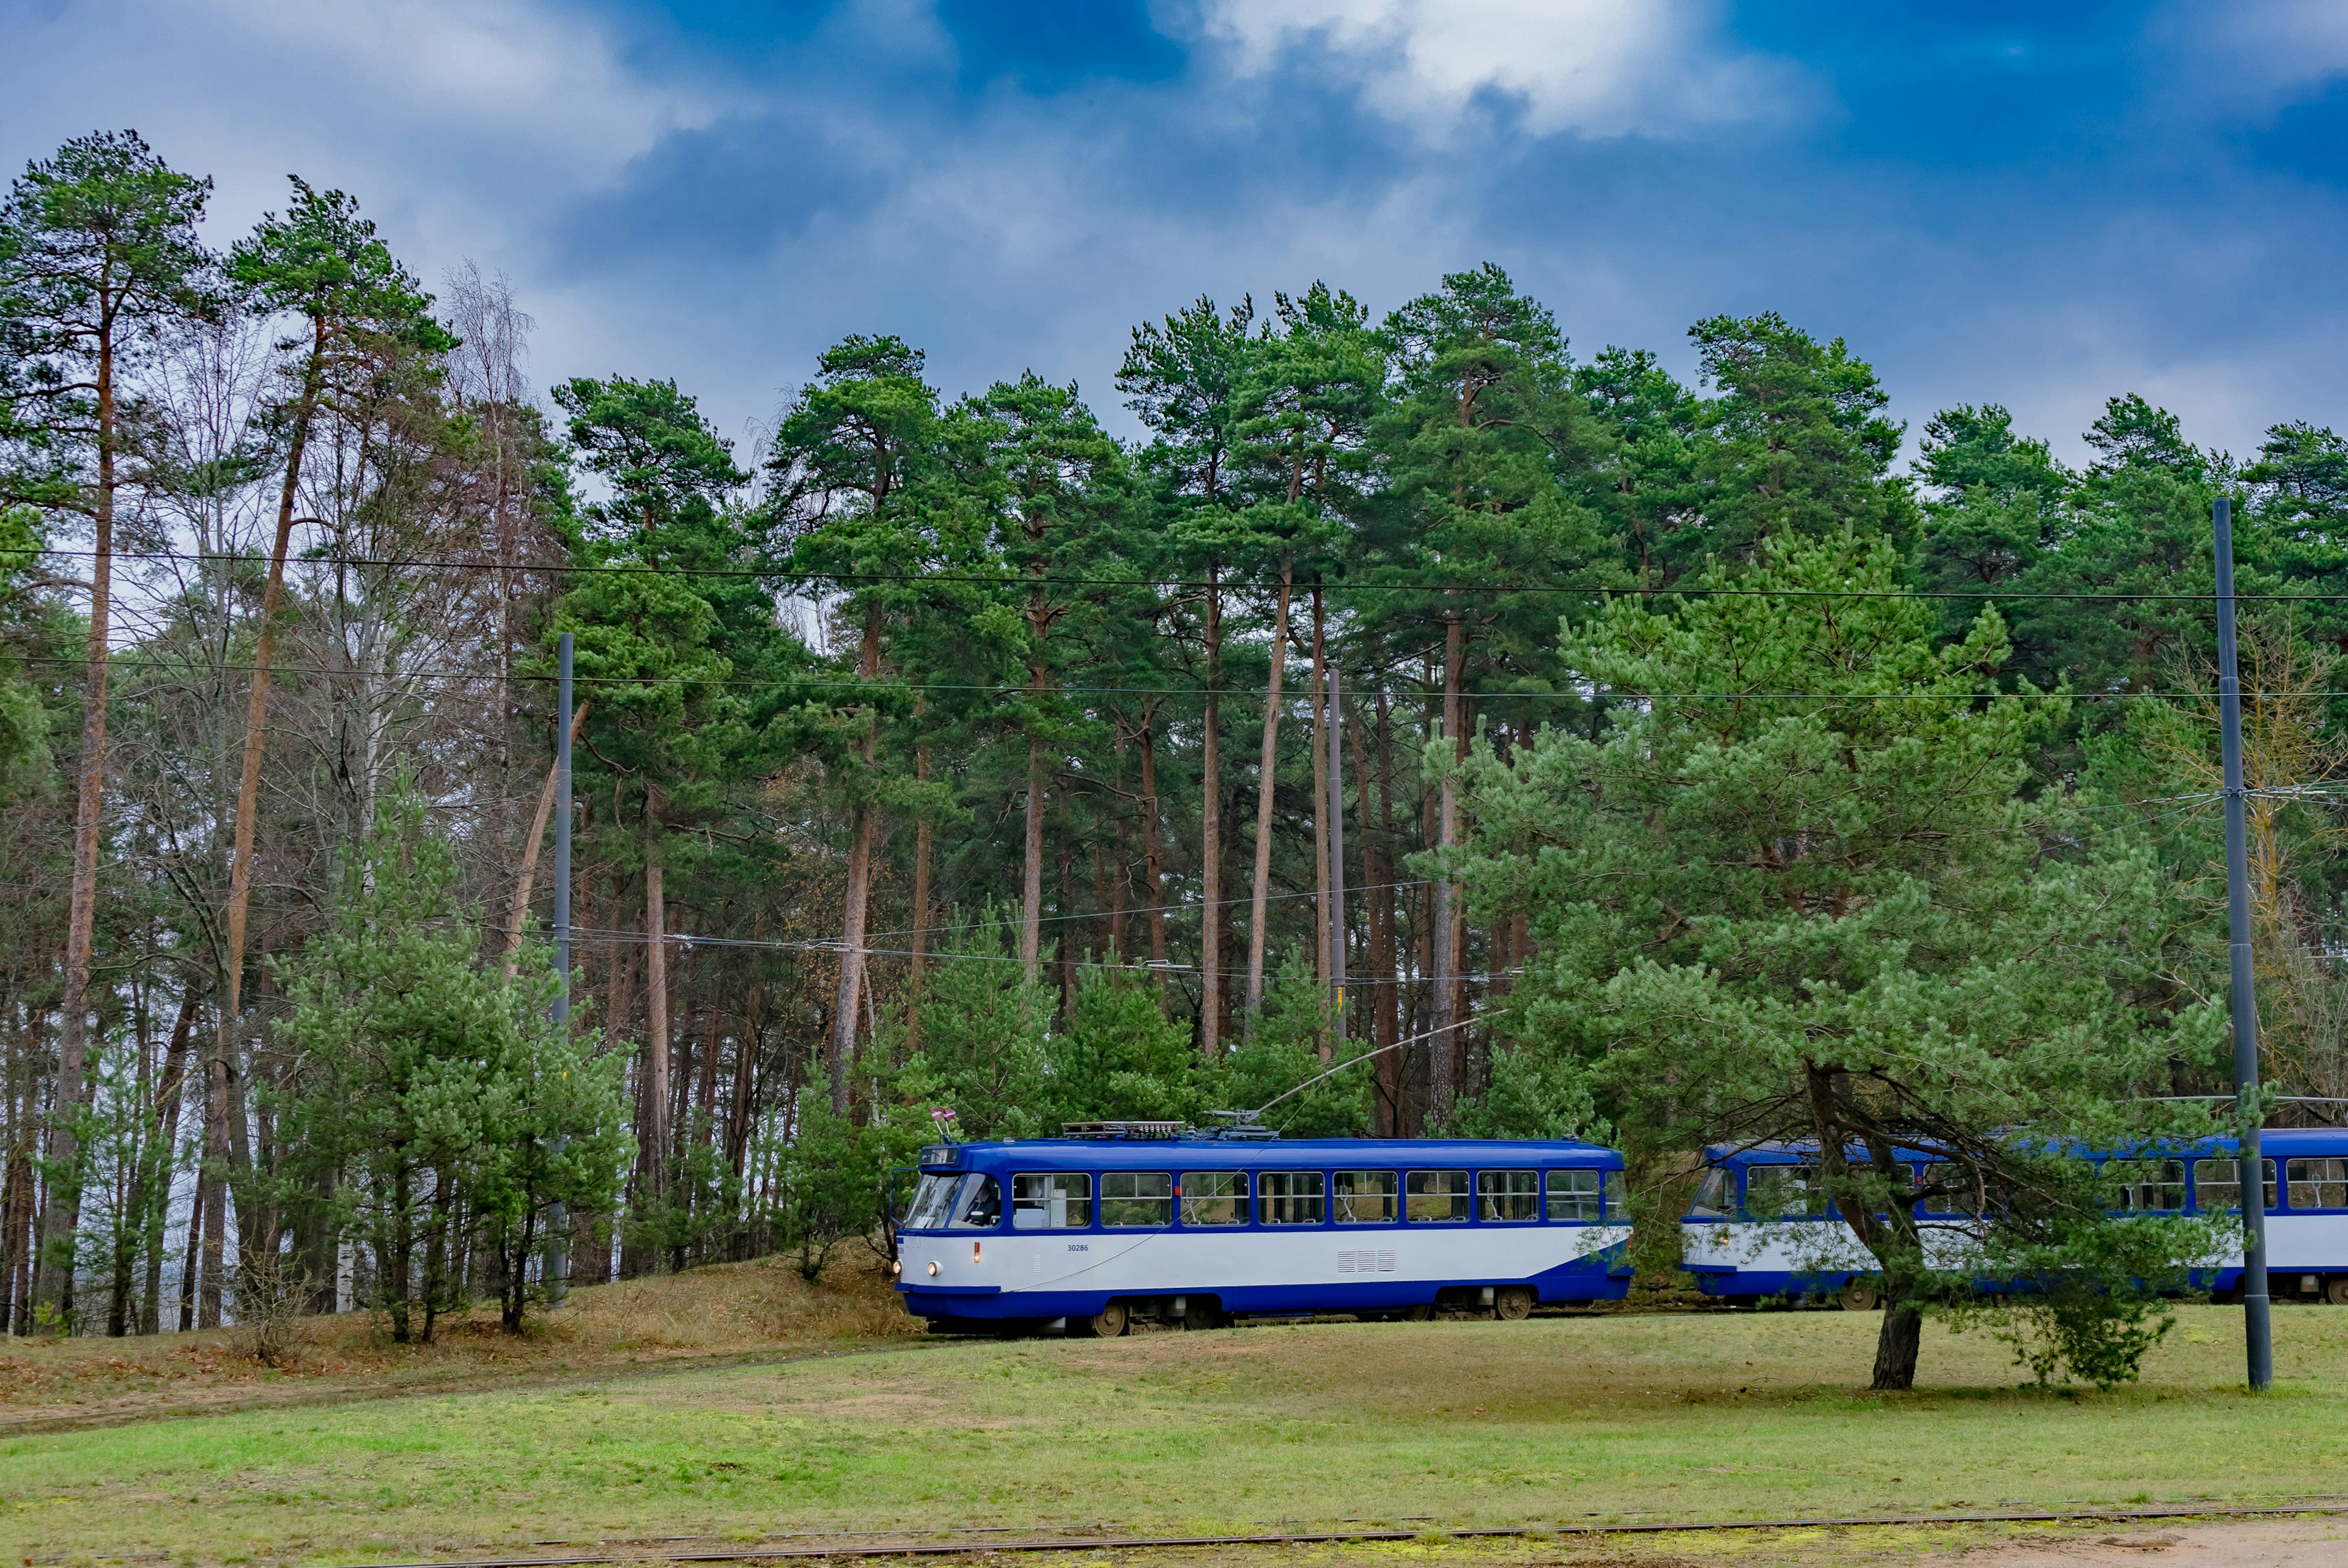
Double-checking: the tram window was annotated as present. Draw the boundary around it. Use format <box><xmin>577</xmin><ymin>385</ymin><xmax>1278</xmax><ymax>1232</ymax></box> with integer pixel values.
<box><xmin>1333</xmin><ymin>1169</ymin><xmax>1398</xmax><ymax>1224</ymax></box>
<box><xmin>2286</xmin><ymin>1157</ymin><xmax>2348</xmax><ymax>1210</ymax></box>
<box><xmin>947</xmin><ymin>1174</ymin><xmax>1002</xmax><ymax>1229</ymax></box>
<box><xmin>1686</xmin><ymin>1168</ymin><xmax>1735</xmax><ymax>1220</ymax></box>
<box><xmin>1181</xmin><ymin>1171</ymin><xmax>1251</xmax><ymax>1226</ymax></box>
<box><xmin>2115</xmin><ymin>1160</ymin><xmax>2185</xmax><ymax>1213</ymax></box>
<box><xmin>1744</xmin><ymin>1164</ymin><xmax>1828</xmax><ymax>1218</ymax></box>
<box><xmin>2191</xmin><ymin>1158</ymin><xmax>2280</xmax><ymax>1213</ymax></box>
<box><xmin>1914</xmin><ymin>1161</ymin><xmax>1982</xmax><ymax>1216</ymax></box>
<box><xmin>1011</xmin><ymin>1172</ymin><xmax>1093</xmax><ymax>1229</ymax></box>
<box><xmin>1100</xmin><ymin>1172</ymin><xmax>1172</xmax><ymax>1227</ymax></box>
<box><xmin>1547</xmin><ymin>1169</ymin><xmax>1604</xmax><ymax>1223</ymax></box>
<box><xmin>1478</xmin><ymin>1170</ymin><xmax>1539</xmax><ymax>1223</ymax></box>
<box><xmin>1406</xmin><ymin>1169</ymin><xmax>1471</xmax><ymax>1223</ymax></box>
<box><xmin>904</xmin><ymin>1173</ymin><xmax>961</xmax><ymax>1230</ymax></box>
<box><xmin>1260</xmin><ymin>1170</ymin><xmax>1326</xmax><ymax>1225</ymax></box>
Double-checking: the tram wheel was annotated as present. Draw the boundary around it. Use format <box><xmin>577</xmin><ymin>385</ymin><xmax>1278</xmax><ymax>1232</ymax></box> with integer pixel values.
<box><xmin>1075</xmin><ymin>1302</ymin><xmax>1129</xmax><ymax>1338</ymax></box>
<box><xmin>1182</xmin><ymin>1299</ymin><xmax>1223</xmax><ymax>1331</ymax></box>
<box><xmin>1836</xmin><ymin>1281</ymin><xmax>1883</xmax><ymax>1312</ymax></box>
<box><xmin>2327</xmin><ymin>1276</ymin><xmax>2348</xmax><ymax>1306</ymax></box>
<box><xmin>1400</xmin><ymin>1303</ymin><xmax>1434</xmax><ymax>1322</ymax></box>
<box><xmin>1494</xmin><ymin>1286</ymin><xmax>1534</xmax><ymax>1321</ymax></box>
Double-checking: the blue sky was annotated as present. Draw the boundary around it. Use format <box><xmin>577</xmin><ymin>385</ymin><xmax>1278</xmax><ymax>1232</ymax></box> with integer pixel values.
<box><xmin>7</xmin><ymin>0</ymin><xmax>2347</xmax><ymax>469</ymax></box>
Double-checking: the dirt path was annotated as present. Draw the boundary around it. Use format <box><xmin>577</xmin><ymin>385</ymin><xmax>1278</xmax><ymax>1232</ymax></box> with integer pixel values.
<box><xmin>1952</xmin><ymin>1520</ymin><xmax>2348</xmax><ymax>1566</ymax></box>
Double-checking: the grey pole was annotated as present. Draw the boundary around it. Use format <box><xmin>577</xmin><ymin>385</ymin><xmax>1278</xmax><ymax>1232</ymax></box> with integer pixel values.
<box><xmin>2213</xmin><ymin>496</ymin><xmax>2272</xmax><ymax>1389</ymax></box>
<box><xmin>1326</xmin><ymin>666</ymin><xmax>1346</xmax><ymax>1045</ymax></box>
<box><xmin>545</xmin><ymin>630</ymin><xmax>574</xmax><ymax>1306</ymax></box>
<box><xmin>555</xmin><ymin>630</ymin><xmax>573</xmax><ymax>1026</ymax></box>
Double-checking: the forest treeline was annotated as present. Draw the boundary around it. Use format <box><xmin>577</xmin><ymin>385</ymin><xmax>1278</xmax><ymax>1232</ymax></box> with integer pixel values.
<box><xmin>2</xmin><ymin>130</ymin><xmax>2343</xmax><ymax>1366</ymax></box>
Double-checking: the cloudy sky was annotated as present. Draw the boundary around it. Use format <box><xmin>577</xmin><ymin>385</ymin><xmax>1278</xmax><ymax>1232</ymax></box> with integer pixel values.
<box><xmin>7</xmin><ymin>0</ymin><xmax>2347</xmax><ymax>466</ymax></box>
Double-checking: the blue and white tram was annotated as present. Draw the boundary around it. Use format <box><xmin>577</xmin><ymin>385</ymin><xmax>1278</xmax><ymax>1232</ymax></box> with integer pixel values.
<box><xmin>2107</xmin><ymin>1128</ymin><xmax>2348</xmax><ymax>1303</ymax></box>
<box><xmin>893</xmin><ymin>1127</ymin><xmax>1632</xmax><ymax>1334</ymax></box>
<box><xmin>1678</xmin><ymin>1128</ymin><xmax>2348</xmax><ymax>1306</ymax></box>
<box><xmin>1677</xmin><ymin>1142</ymin><xmax>1937</xmax><ymax>1308</ymax></box>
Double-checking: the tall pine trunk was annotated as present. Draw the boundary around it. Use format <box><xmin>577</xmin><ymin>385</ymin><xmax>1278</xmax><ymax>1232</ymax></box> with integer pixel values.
<box><xmin>1308</xmin><ymin>587</ymin><xmax>1329</xmax><ymax>988</ymax></box>
<box><xmin>1140</xmin><ymin>712</ymin><xmax>1168</xmax><ymax>993</ymax></box>
<box><xmin>1022</xmin><ymin>735</ymin><xmax>1046</xmax><ymax>982</ymax></box>
<box><xmin>1349</xmin><ymin>701</ymin><xmax>1395</xmax><ymax>1135</ymax></box>
<box><xmin>138</xmin><ymin>987</ymin><xmax>199</xmax><ymax>1334</ymax></box>
<box><xmin>830</xmin><ymin>604</ymin><xmax>884</xmax><ymax>1116</ymax></box>
<box><xmin>1199</xmin><ymin>569</ymin><xmax>1223</xmax><ymax>1056</ymax></box>
<box><xmin>1057</xmin><ymin>841</ymin><xmax>1079</xmax><ymax>1014</ymax></box>
<box><xmin>212</xmin><ymin>317</ymin><xmax>328</xmax><ymax>1290</ymax></box>
<box><xmin>1373</xmin><ymin>690</ymin><xmax>1405</xmax><ymax>1132</ymax></box>
<box><xmin>33</xmin><ymin>320</ymin><xmax>120</xmax><ymax>1325</ymax></box>
<box><xmin>1021</xmin><ymin>564</ymin><xmax>1055</xmax><ymax>984</ymax></box>
<box><xmin>196</xmin><ymin>1007</ymin><xmax>231</xmax><ymax>1328</ymax></box>
<box><xmin>907</xmin><ymin>742</ymin><xmax>931</xmax><ymax>1049</ymax></box>
<box><xmin>642</xmin><ymin>805</ymin><xmax>670</xmax><ymax>1205</ymax></box>
<box><xmin>1427</xmin><ymin>616</ymin><xmax>1464</xmax><ymax>1119</ymax></box>
<box><xmin>1244</xmin><ymin>556</ymin><xmax>1293</xmax><ymax>1025</ymax></box>
<box><xmin>503</xmin><ymin>701</ymin><xmax>589</xmax><ymax>976</ymax></box>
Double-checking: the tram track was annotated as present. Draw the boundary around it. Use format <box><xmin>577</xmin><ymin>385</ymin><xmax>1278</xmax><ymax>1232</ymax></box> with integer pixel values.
<box><xmin>340</xmin><ymin>1500</ymin><xmax>2348</xmax><ymax>1568</ymax></box>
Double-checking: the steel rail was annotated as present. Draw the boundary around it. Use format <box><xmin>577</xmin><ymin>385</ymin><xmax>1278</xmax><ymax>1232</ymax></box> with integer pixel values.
<box><xmin>352</xmin><ymin>1501</ymin><xmax>2348</xmax><ymax>1568</ymax></box>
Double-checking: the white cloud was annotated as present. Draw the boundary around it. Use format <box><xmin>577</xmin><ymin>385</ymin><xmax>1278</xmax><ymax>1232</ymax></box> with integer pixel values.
<box><xmin>1</xmin><ymin>0</ymin><xmax>718</xmax><ymax>264</ymax></box>
<box><xmin>2</xmin><ymin>0</ymin><xmax>728</xmax><ymax>407</ymax></box>
<box><xmin>2154</xmin><ymin>0</ymin><xmax>2348</xmax><ymax>103</ymax></box>
<box><xmin>1194</xmin><ymin>0</ymin><xmax>1801</xmax><ymax>139</ymax></box>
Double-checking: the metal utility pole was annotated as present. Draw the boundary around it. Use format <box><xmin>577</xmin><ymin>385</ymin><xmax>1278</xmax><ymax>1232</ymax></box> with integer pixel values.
<box><xmin>545</xmin><ymin>631</ymin><xmax>574</xmax><ymax>1305</ymax></box>
<box><xmin>2214</xmin><ymin>496</ymin><xmax>2272</xmax><ymax>1390</ymax></box>
<box><xmin>1326</xmin><ymin>667</ymin><xmax>1346</xmax><ymax>1045</ymax></box>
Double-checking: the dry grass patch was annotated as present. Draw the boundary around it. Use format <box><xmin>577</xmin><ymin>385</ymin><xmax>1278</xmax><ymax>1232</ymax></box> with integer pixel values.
<box><xmin>0</xmin><ymin>1255</ymin><xmax>918</xmax><ymax>1431</ymax></box>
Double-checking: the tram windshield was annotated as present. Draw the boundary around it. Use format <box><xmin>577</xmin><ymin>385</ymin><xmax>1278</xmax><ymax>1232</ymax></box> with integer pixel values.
<box><xmin>904</xmin><ymin>1173</ymin><xmax>961</xmax><ymax>1230</ymax></box>
<box><xmin>1686</xmin><ymin>1168</ymin><xmax>1735</xmax><ymax>1219</ymax></box>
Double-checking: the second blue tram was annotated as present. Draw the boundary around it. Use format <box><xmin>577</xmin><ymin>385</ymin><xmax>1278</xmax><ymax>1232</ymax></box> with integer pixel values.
<box><xmin>1679</xmin><ymin>1129</ymin><xmax>2348</xmax><ymax>1306</ymax></box>
<box><xmin>895</xmin><ymin>1128</ymin><xmax>1631</xmax><ymax>1334</ymax></box>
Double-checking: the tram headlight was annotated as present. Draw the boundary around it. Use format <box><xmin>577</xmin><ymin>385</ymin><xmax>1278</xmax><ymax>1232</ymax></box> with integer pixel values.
<box><xmin>926</xmin><ymin>1261</ymin><xmax>939</xmax><ymax>1277</ymax></box>
<box><xmin>890</xmin><ymin>1259</ymin><xmax>902</xmax><ymax>1279</ymax></box>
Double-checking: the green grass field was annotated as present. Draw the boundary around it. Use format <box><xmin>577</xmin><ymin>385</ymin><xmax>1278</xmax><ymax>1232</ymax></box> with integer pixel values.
<box><xmin>4</xmin><ymin>1305</ymin><xmax>2344</xmax><ymax>1566</ymax></box>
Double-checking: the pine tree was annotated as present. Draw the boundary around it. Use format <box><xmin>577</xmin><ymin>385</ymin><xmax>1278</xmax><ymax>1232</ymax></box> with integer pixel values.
<box><xmin>1452</xmin><ymin>528</ymin><xmax>2224</xmax><ymax>1389</ymax></box>
<box><xmin>1363</xmin><ymin>264</ymin><xmax>1616</xmax><ymax>1115</ymax></box>
<box><xmin>550</xmin><ymin>374</ymin><xmax>755</xmax><ymax>1230</ymax></box>
<box><xmin>1</xmin><ymin>129</ymin><xmax>213</xmax><ymax>1324</ymax></box>
<box><xmin>770</xmin><ymin>337</ymin><xmax>944</xmax><ymax>1112</ymax></box>
<box><xmin>1119</xmin><ymin>296</ymin><xmax>1257</xmax><ymax>1056</ymax></box>
<box><xmin>276</xmin><ymin>782</ymin><xmax>628</xmax><ymax>1340</ymax></box>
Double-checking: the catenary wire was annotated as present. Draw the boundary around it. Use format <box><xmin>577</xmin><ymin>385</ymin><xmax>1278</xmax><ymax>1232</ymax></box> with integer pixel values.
<box><xmin>6</xmin><ymin>653</ymin><xmax>2333</xmax><ymax>704</ymax></box>
<box><xmin>857</xmin><ymin>877</ymin><xmax>1433</xmax><ymax>943</ymax></box>
<box><xmin>29</xmin><ymin>544</ymin><xmax>2348</xmax><ymax>603</ymax></box>
<box><xmin>556</xmin><ymin>924</ymin><xmax>1506</xmax><ymax>986</ymax></box>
